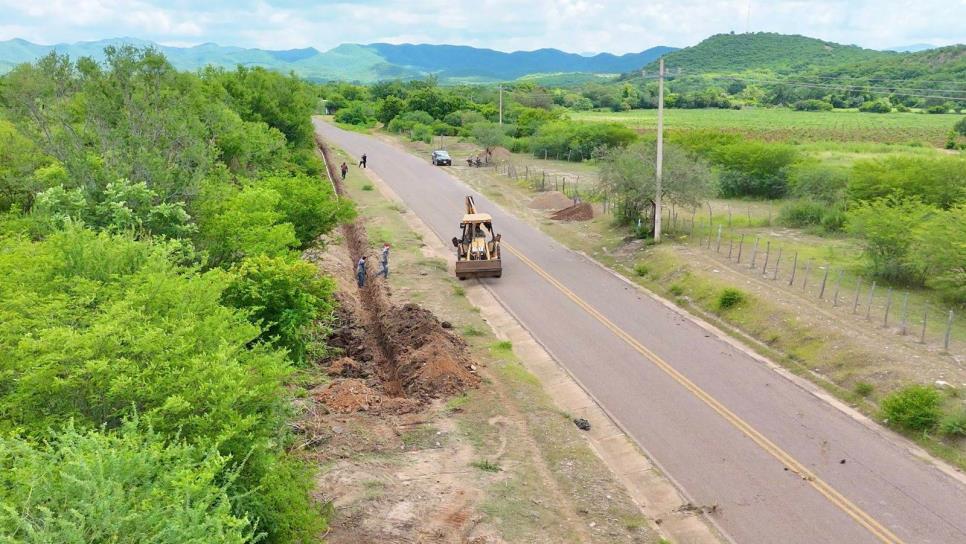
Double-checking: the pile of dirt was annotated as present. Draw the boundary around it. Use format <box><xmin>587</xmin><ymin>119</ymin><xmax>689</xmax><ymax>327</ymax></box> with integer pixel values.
<box><xmin>315</xmin><ymin>379</ymin><xmax>422</xmax><ymax>415</ymax></box>
<box><xmin>529</xmin><ymin>191</ymin><xmax>574</xmax><ymax>210</ymax></box>
<box><xmin>490</xmin><ymin>146</ymin><xmax>512</xmax><ymax>161</ymax></box>
<box><xmin>551</xmin><ymin>202</ymin><xmax>594</xmax><ymax>221</ymax></box>
<box><xmin>384</xmin><ymin>303</ymin><xmax>480</xmax><ymax>399</ymax></box>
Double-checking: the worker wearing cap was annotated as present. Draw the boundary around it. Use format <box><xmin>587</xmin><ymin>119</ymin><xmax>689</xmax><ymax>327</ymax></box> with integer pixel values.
<box><xmin>378</xmin><ymin>243</ymin><xmax>390</xmax><ymax>278</ymax></box>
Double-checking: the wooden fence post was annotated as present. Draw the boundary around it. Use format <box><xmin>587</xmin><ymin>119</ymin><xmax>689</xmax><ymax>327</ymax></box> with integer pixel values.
<box><xmin>899</xmin><ymin>293</ymin><xmax>909</xmax><ymax>335</ymax></box>
<box><xmin>818</xmin><ymin>264</ymin><xmax>830</xmax><ymax>299</ymax></box>
<box><xmin>945</xmin><ymin>310</ymin><xmax>955</xmax><ymax>351</ymax></box>
<box><xmin>749</xmin><ymin>237</ymin><xmax>760</xmax><ymax>268</ymax></box>
<box><xmin>883</xmin><ymin>288</ymin><xmax>893</xmax><ymax>327</ymax></box>
<box><xmin>920</xmin><ymin>307</ymin><xmax>928</xmax><ymax>343</ymax></box>
<box><xmin>852</xmin><ymin>278</ymin><xmax>862</xmax><ymax>314</ymax></box>
<box><xmin>832</xmin><ymin>270</ymin><xmax>843</xmax><ymax>306</ymax></box>
<box><xmin>865</xmin><ymin>281</ymin><xmax>877</xmax><ymax>320</ymax></box>
<box><xmin>788</xmin><ymin>252</ymin><xmax>798</xmax><ymax>286</ymax></box>
<box><xmin>715</xmin><ymin>225</ymin><xmax>722</xmax><ymax>252</ymax></box>
<box><xmin>802</xmin><ymin>261</ymin><xmax>811</xmax><ymax>292</ymax></box>
<box><xmin>762</xmin><ymin>240</ymin><xmax>771</xmax><ymax>275</ymax></box>
<box><xmin>736</xmin><ymin>234</ymin><xmax>745</xmax><ymax>263</ymax></box>
<box><xmin>772</xmin><ymin>247</ymin><xmax>782</xmax><ymax>280</ymax></box>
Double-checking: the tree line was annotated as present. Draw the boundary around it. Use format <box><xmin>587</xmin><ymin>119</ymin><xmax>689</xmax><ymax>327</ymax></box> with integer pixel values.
<box><xmin>0</xmin><ymin>47</ymin><xmax>353</xmax><ymax>543</ymax></box>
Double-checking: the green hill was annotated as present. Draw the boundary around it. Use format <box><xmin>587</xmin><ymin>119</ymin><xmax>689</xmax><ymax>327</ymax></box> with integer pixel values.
<box><xmin>646</xmin><ymin>32</ymin><xmax>891</xmax><ymax>74</ymax></box>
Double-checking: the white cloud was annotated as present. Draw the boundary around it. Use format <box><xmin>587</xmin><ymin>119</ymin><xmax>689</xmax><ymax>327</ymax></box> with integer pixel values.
<box><xmin>0</xmin><ymin>0</ymin><xmax>963</xmax><ymax>52</ymax></box>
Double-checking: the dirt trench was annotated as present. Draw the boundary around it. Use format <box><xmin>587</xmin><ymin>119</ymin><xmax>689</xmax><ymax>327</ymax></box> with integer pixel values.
<box><xmin>314</xmin><ymin>138</ymin><xmax>479</xmax><ymax>412</ymax></box>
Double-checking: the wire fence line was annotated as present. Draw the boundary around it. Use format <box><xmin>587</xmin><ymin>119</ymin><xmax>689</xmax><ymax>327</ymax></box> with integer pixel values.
<box><xmin>680</xmin><ymin>221</ymin><xmax>963</xmax><ymax>356</ymax></box>
<box><xmin>481</xmin><ymin>156</ymin><xmax>962</xmax><ymax>356</ymax></box>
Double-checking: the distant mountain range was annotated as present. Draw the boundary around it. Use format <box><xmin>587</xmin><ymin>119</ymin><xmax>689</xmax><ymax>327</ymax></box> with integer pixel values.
<box><xmin>0</xmin><ymin>37</ymin><xmax>676</xmax><ymax>82</ymax></box>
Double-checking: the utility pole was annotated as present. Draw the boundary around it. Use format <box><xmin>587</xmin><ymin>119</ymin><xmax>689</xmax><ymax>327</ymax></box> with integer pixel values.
<box><xmin>499</xmin><ymin>84</ymin><xmax>503</xmax><ymax>125</ymax></box>
<box><xmin>654</xmin><ymin>58</ymin><xmax>665</xmax><ymax>243</ymax></box>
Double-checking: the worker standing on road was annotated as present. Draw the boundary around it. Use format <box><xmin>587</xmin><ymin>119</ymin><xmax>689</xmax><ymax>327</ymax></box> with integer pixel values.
<box><xmin>378</xmin><ymin>243</ymin><xmax>390</xmax><ymax>278</ymax></box>
<box><xmin>340</xmin><ymin>162</ymin><xmax>348</xmax><ymax>180</ymax></box>
<box><xmin>356</xmin><ymin>255</ymin><xmax>367</xmax><ymax>288</ymax></box>
<box><xmin>359</xmin><ymin>153</ymin><xmax>367</xmax><ymax>168</ymax></box>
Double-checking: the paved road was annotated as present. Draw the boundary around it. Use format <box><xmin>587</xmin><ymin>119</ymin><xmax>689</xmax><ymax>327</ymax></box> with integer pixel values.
<box><xmin>314</xmin><ymin>119</ymin><xmax>966</xmax><ymax>544</ymax></box>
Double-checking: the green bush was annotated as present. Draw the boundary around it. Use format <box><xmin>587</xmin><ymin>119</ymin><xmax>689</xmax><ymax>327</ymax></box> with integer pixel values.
<box><xmin>222</xmin><ymin>255</ymin><xmax>336</xmax><ymax>363</ymax></box>
<box><xmin>0</xmin><ymin>228</ymin><xmax>324</xmax><ymax>542</ymax></box>
<box><xmin>848</xmin><ymin>156</ymin><xmax>966</xmax><ymax>209</ymax></box>
<box><xmin>793</xmin><ymin>99</ymin><xmax>833</xmax><ymax>111</ymax></box>
<box><xmin>820</xmin><ymin>207</ymin><xmax>847</xmax><ymax>233</ymax></box>
<box><xmin>195</xmin><ymin>182</ymin><xmax>298</xmax><ymax>266</ymax></box>
<box><xmin>939</xmin><ymin>410</ymin><xmax>966</xmax><ymax>437</ymax></box>
<box><xmin>854</xmin><ymin>382</ymin><xmax>874</xmax><ymax>397</ymax></box>
<box><xmin>0</xmin><ymin>421</ymin><xmax>254</xmax><ymax>543</ymax></box>
<box><xmin>955</xmin><ymin>116</ymin><xmax>966</xmax><ymax>136</ymax></box>
<box><xmin>880</xmin><ymin>385</ymin><xmax>942</xmax><ymax>432</ymax></box>
<box><xmin>778</xmin><ymin>200</ymin><xmax>826</xmax><ymax>227</ymax></box>
<box><xmin>258</xmin><ymin>173</ymin><xmax>355</xmax><ymax>248</ymax></box>
<box><xmin>859</xmin><ymin>99</ymin><xmax>892</xmax><ymax>113</ymax></box>
<box><xmin>409</xmin><ymin>122</ymin><xmax>433</xmax><ymax>143</ymax></box>
<box><xmin>911</xmin><ymin>204</ymin><xmax>966</xmax><ymax>302</ymax></box>
<box><xmin>531</xmin><ymin>121</ymin><xmax>637</xmax><ymax>161</ymax></box>
<box><xmin>717</xmin><ymin>288</ymin><xmax>746</xmax><ymax>310</ymax></box>
<box><xmin>787</xmin><ymin>161</ymin><xmax>848</xmax><ymax>204</ymax></box>
<box><xmin>386</xmin><ymin>110</ymin><xmax>434</xmax><ymax>133</ymax></box>
<box><xmin>846</xmin><ymin>196</ymin><xmax>936</xmax><ymax>283</ymax></box>
<box><xmin>634</xmin><ymin>263</ymin><xmax>649</xmax><ymax>277</ymax></box>
<box><xmin>711</xmin><ymin>142</ymin><xmax>798</xmax><ymax>199</ymax></box>
<box><xmin>333</xmin><ymin>101</ymin><xmax>375</xmax><ymax>126</ymax></box>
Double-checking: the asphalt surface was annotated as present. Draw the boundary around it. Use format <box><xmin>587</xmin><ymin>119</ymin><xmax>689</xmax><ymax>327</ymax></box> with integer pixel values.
<box><xmin>314</xmin><ymin>119</ymin><xmax>966</xmax><ymax>544</ymax></box>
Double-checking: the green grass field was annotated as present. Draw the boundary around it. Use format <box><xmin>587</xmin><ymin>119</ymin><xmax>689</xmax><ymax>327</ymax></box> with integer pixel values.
<box><xmin>571</xmin><ymin>108</ymin><xmax>960</xmax><ymax>146</ymax></box>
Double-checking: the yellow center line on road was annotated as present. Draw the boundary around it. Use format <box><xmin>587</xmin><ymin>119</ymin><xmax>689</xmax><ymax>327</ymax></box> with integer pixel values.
<box><xmin>503</xmin><ymin>242</ymin><xmax>904</xmax><ymax>544</ymax></box>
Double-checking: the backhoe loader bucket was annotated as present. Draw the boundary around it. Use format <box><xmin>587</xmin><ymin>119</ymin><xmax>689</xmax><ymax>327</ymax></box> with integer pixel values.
<box><xmin>454</xmin><ymin>196</ymin><xmax>503</xmax><ymax>280</ymax></box>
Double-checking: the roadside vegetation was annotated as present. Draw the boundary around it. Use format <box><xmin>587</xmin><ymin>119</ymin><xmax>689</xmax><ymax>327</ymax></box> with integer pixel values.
<box><xmin>0</xmin><ymin>47</ymin><xmax>354</xmax><ymax>542</ymax></box>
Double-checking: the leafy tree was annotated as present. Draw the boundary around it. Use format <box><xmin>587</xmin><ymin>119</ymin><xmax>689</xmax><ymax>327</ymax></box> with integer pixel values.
<box><xmin>469</xmin><ymin>122</ymin><xmax>507</xmax><ymax>152</ymax></box>
<box><xmin>787</xmin><ymin>161</ymin><xmax>849</xmax><ymax>204</ymax></box>
<box><xmin>334</xmin><ymin>101</ymin><xmax>375</xmax><ymax>126</ymax></box>
<box><xmin>530</xmin><ymin>121</ymin><xmax>637</xmax><ymax>161</ymax></box>
<box><xmin>859</xmin><ymin>99</ymin><xmax>892</xmax><ymax>113</ymax></box>
<box><xmin>954</xmin><ymin>116</ymin><xmax>966</xmax><ymax>136</ymax></box>
<box><xmin>599</xmin><ymin>141</ymin><xmax>713</xmax><ymax>229</ymax></box>
<box><xmin>377</xmin><ymin>94</ymin><xmax>406</xmax><ymax>124</ymax></box>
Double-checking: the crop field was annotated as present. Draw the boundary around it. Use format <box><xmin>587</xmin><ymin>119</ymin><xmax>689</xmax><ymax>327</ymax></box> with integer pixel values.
<box><xmin>571</xmin><ymin>109</ymin><xmax>959</xmax><ymax>146</ymax></box>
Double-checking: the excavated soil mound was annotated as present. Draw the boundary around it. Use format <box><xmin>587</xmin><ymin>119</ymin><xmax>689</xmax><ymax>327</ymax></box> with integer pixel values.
<box><xmin>315</xmin><ymin>379</ymin><xmax>421</xmax><ymax>415</ymax></box>
<box><xmin>384</xmin><ymin>303</ymin><xmax>480</xmax><ymax>399</ymax></box>
<box><xmin>490</xmin><ymin>146</ymin><xmax>512</xmax><ymax>161</ymax></box>
<box><xmin>529</xmin><ymin>191</ymin><xmax>574</xmax><ymax>210</ymax></box>
<box><xmin>551</xmin><ymin>202</ymin><xmax>593</xmax><ymax>221</ymax></box>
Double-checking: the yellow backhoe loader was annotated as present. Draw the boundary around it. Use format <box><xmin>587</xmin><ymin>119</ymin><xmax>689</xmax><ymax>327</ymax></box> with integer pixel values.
<box><xmin>452</xmin><ymin>196</ymin><xmax>502</xmax><ymax>280</ymax></box>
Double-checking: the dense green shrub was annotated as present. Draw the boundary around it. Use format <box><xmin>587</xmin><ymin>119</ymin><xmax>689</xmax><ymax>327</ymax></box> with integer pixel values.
<box><xmin>911</xmin><ymin>204</ymin><xmax>966</xmax><ymax>303</ymax></box>
<box><xmin>848</xmin><ymin>156</ymin><xmax>966</xmax><ymax>209</ymax></box>
<box><xmin>787</xmin><ymin>161</ymin><xmax>849</xmax><ymax>204</ymax></box>
<box><xmin>880</xmin><ymin>385</ymin><xmax>942</xmax><ymax>432</ymax></box>
<box><xmin>939</xmin><ymin>409</ymin><xmax>966</xmax><ymax>437</ymax></box>
<box><xmin>793</xmin><ymin>99</ymin><xmax>833</xmax><ymax>111</ymax></box>
<box><xmin>334</xmin><ymin>101</ymin><xmax>375</xmax><ymax>126</ymax></box>
<box><xmin>0</xmin><ymin>228</ymin><xmax>325</xmax><ymax>541</ymax></box>
<box><xmin>258</xmin><ymin>173</ymin><xmax>355</xmax><ymax>248</ymax></box>
<box><xmin>409</xmin><ymin>122</ymin><xmax>433</xmax><ymax>143</ymax></box>
<box><xmin>470</xmin><ymin>121</ymin><xmax>509</xmax><ymax>151</ymax></box>
<box><xmin>531</xmin><ymin>121</ymin><xmax>637</xmax><ymax>161</ymax></box>
<box><xmin>195</xmin><ymin>182</ymin><xmax>298</xmax><ymax>266</ymax></box>
<box><xmin>386</xmin><ymin>110</ymin><xmax>434</xmax><ymax>133</ymax></box>
<box><xmin>223</xmin><ymin>255</ymin><xmax>335</xmax><ymax>363</ymax></box>
<box><xmin>711</xmin><ymin>141</ymin><xmax>798</xmax><ymax>199</ymax></box>
<box><xmin>859</xmin><ymin>99</ymin><xmax>892</xmax><ymax>113</ymax></box>
<box><xmin>846</xmin><ymin>196</ymin><xmax>934</xmax><ymax>283</ymax></box>
<box><xmin>778</xmin><ymin>200</ymin><xmax>826</xmax><ymax>227</ymax></box>
<box><xmin>955</xmin><ymin>116</ymin><xmax>966</xmax><ymax>136</ymax></box>
<box><xmin>0</xmin><ymin>421</ymin><xmax>254</xmax><ymax>543</ymax></box>
<box><xmin>717</xmin><ymin>288</ymin><xmax>747</xmax><ymax>310</ymax></box>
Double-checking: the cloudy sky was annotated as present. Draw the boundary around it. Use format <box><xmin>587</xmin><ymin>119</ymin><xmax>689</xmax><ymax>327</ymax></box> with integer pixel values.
<box><xmin>1</xmin><ymin>0</ymin><xmax>964</xmax><ymax>53</ymax></box>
